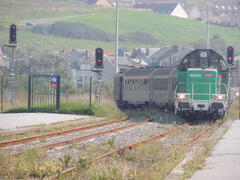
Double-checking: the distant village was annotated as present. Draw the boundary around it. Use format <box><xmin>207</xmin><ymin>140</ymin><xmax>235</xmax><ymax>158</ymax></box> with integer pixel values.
<box><xmin>85</xmin><ymin>0</ymin><xmax>240</xmax><ymax>26</ymax></box>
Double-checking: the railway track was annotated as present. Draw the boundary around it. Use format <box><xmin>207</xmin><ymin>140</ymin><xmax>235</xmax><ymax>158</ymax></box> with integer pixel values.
<box><xmin>0</xmin><ymin>117</ymin><xmax>105</xmax><ymax>137</ymax></box>
<box><xmin>14</xmin><ymin>120</ymin><xmax>150</xmax><ymax>156</ymax></box>
<box><xmin>0</xmin><ymin>119</ymin><xmax>127</xmax><ymax>148</ymax></box>
<box><xmin>54</xmin><ymin>122</ymin><xmax>219</xmax><ymax>179</ymax></box>
<box><xmin>166</xmin><ymin>123</ymin><xmax>218</xmax><ymax>158</ymax></box>
<box><xmin>52</xmin><ymin>124</ymin><xmax>189</xmax><ymax>178</ymax></box>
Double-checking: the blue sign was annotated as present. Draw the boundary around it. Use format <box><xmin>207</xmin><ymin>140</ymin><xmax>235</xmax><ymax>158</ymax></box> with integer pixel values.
<box><xmin>51</xmin><ymin>75</ymin><xmax>58</xmax><ymax>87</ymax></box>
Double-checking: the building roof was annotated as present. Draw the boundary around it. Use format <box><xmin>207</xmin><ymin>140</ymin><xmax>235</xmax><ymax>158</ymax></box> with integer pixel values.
<box><xmin>123</xmin><ymin>67</ymin><xmax>157</xmax><ymax>77</ymax></box>
<box><xmin>152</xmin><ymin>67</ymin><xmax>176</xmax><ymax>76</ymax></box>
<box><xmin>96</xmin><ymin>0</ymin><xmax>112</xmax><ymax>7</ymax></box>
<box><xmin>196</xmin><ymin>0</ymin><xmax>240</xmax><ymax>24</ymax></box>
<box><xmin>153</xmin><ymin>3</ymin><xmax>178</xmax><ymax>14</ymax></box>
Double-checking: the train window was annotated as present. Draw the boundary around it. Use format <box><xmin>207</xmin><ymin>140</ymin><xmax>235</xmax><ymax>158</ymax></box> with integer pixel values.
<box><xmin>160</xmin><ymin>79</ymin><xmax>168</xmax><ymax>91</ymax></box>
<box><xmin>153</xmin><ymin>79</ymin><xmax>160</xmax><ymax>90</ymax></box>
<box><xmin>179</xmin><ymin>59</ymin><xmax>189</xmax><ymax>71</ymax></box>
<box><xmin>144</xmin><ymin>79</ymin><xmax>148</xmax><ymax>85</ymax></box>
<box><xmin>189</xmin><ymin>58</ymin><xmax>199</xmax><ymax>68</ymax></box>
<box><xmin>209</xmin><ymin>58</ymin><xmax>219</xmax><ymax>69</ymax></box>
<box><xmin>209</xmin><ymin>59</ymin><xmax>228</xmax><ymax>71</ymax></box>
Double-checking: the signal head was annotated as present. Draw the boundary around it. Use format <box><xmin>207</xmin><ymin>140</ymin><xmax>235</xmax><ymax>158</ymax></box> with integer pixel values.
<box><xmin>9</xmin><ymin>24</ymin><xmax>17</xmax><ymax>44</ymax></box>
<box><xmin>95</xmin><ymin>48</ymin><xmax>104</xmax><ymax>68</ymax></box>
<box><xmin>227</xmin><ymin>46</ymin><xmax>234</xmax><ymax>64</ymax></box>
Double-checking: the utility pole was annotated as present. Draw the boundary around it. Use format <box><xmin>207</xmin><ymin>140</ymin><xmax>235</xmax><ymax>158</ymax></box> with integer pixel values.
<box><xmin>115</xmin><ymin>0</ymin><xmax>119</xmax><ymax>73</ymax></box>
<box><xmin>206</xmin><ymin>0</ymin><xmax>210</xmax><ymax>49</ymax></box>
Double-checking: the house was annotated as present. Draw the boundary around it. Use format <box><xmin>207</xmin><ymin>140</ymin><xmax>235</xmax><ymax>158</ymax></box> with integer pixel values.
<box><xmin>148</xmin><ymin>46</ymin><xmax>179</xmax><ymax>67</ymax></box>
<box><xmin>154</xmin><ymin>3</ymin><xmax>188</xmax><ymax>19</ymax></box>
<box><xmin>64</xmin><ymin>49</ymin><xmax>96</xmax><ymax>87</ymax></box>
<box><xmin>86</xmin><ymin>0</ymin><xmax>112</xmax><ymax>7</ymax></box>
<box><xmin>112</xmin><ymin>0</ymin><xmax>135</xmax><ymax>8</ymax></box>
<box><xmin>189</xmin><ymin>6</ymin><xmax>202</xmax><ymax>20</ymax></box>
<box><xmin>134</xmin><ymin>3</ymin><xmax>188</xmax><ymax>19</ymax></box>
<box><xmin>95</xmin><ymin>0</ymin><xmax>112</xmax><ymax>7</ymax></box>
<box><xmin>190</xmin><ymin>0</ymin><xmax>240</xmax><ymax>25</ymax></box>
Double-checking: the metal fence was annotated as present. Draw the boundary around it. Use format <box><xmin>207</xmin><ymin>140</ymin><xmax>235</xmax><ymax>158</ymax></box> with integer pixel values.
<box><xmin>0</xmin><ymin>72</ymin><xmax>28</xmax><ymax>112</ymax></box>
<box><xmin>0</xmin><ymin>71</ymin><xmax>112</xmax><ymax>113</ymax></box>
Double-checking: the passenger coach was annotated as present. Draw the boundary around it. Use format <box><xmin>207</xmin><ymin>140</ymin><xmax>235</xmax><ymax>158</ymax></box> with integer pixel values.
<box><xmin>114</xmin><ymin>67</ymin><xmax>176</xmax><ymax>110</ymax></box>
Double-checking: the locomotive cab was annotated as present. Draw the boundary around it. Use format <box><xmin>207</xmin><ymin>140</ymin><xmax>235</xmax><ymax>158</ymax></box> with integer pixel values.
<box><xmin>175</xmin><ymin>49</ymin><xmax>231</xmax><ymax>119</ymax></box>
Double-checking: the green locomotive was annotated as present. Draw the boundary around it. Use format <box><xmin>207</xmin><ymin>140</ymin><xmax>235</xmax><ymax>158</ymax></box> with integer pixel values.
<box><xmin>175</xmin><ymin>49</ymin><xmax>231</xmax><ymax>119</ymax></box>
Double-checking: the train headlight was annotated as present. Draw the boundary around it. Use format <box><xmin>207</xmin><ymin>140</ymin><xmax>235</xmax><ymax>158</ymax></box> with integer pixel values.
<box><xmin>214</xmin><ymin>94</ymin><xmax>226</xmax><ymax>101</ymax></box>
<box><xmin>177</xmin><ymin>93</ymin><xmax>190</xmax><ymax>100</ymax></box>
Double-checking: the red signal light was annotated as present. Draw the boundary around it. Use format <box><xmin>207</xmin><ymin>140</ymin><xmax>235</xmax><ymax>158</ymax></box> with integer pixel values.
<box><xmin>9</xmin><ymin>24</ymin><xmax>17</xmax><ymax>44</ymax></box>
<box><xmin>95</xmin><ymin>48</ymin><xmax>104</xmax><ymax>68</ymax></box>
<box><xmin>227</xmin><ymin>46</ymin><xmax>234</xmax><ymax>64</ymax></box>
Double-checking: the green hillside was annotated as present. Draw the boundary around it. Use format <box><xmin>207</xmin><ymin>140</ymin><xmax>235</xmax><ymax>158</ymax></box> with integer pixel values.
<box><xmin>0</xmin><ymin>0</ymin><xmax>240</xmax><ymax>52</ymax></box>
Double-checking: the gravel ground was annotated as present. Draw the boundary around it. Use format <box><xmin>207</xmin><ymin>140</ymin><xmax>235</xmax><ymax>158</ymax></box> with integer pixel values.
<box><xmin>0</xmin><ymin>110</ymin><xmax>191</xmax><ymax>170</ymax></box>
<box><xmin>47</xmin><ymin>122</ymin><xmax>169</xmax><ymax>162</ymax></box>
<box><xmin>0</xmin><ymin>121</ymin><xmax>132</xmax><ymax>154</ymax></box>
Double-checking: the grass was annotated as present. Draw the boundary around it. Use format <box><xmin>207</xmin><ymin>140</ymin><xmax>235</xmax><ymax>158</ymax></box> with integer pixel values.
<box><xmin>182</xmin><ymin>141</ymin><xmax>212</xmax><ymax>179</ymax></box>
<box><xmin>0</xmin><ymin>150</ymin><xmax>63</xmax><ymax>179</ymax></box>
<box><xmin>1</xmin><ymin>0</ymin><xmax>240</xmax><ymax>52</ymax></box>
<box><xmin>4</xmin><ymin>98</ymin><xmax>126</xmax><ymax>120</ymax></box>
<box><xmin>227</xmin><ymin>99</ymin><xmax>240</xmax><ymax>120</ymax></box>
<box><xmin>60</xmin><ymin>8</ymin><xmax>240</xmax><ymax>50</ymax></box>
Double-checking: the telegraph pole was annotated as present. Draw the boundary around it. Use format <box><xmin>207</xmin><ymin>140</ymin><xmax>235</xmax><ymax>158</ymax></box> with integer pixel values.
<box><xmin>115</xmin><ymin>0</ymin><xmax>119</xmax><ymax>73</ymax></box>
<box><xmin>206</xmin><ymin>0</ymin><xmax>210</xmax><ymax>49</ymax></box>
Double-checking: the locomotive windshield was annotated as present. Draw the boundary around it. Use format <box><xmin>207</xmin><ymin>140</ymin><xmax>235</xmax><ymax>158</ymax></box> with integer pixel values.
<box><xmin>178</xmin><ymin>49</ymin><xmax>228</xmax><ymax>72</ymax></box>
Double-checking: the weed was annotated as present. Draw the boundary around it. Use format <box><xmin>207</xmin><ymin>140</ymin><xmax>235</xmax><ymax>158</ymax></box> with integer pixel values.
<box><xmin>39</xmin><ymin>138</ymin><xmax>47</xmax><ymax>143</ymax></box>
<box><xmin>77</xmin><ymin>158</ymin><xmax>92</xmax><ymax>170</ymax></box>
<box><xmin>59</xmin><ymin>154</ymin><xmax>71</xmax><ymax>168</ymax></box>
<box><xmin>106</xmin><ymin>137</ymin><xmax>116</xmax><ymax>149</ymax></box>
<box><xmin>0</xmin><ymin>150</ymin><xmax>63</xmax><ymax>179</ymax></box>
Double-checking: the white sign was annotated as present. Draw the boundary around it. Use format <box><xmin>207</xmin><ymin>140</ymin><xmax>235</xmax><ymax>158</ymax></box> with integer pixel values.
<box><xmin>190</xmin><ymin>74</ymin><xmax>202</xmax><ymax>78</ymax></box>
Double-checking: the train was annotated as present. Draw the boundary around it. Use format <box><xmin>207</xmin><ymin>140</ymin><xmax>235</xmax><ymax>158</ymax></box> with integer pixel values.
<box><xmin>114</xmin><ymin>49</ymin><xmax>231</xmax><ymax>120</ymax></box>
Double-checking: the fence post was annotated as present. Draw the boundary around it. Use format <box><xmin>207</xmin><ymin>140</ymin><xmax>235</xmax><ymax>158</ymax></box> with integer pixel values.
<box><xmin>56</xmin><ymin>75</ymin><xmax>61</xmax><ymax>110</ymax></box>
<box><xmin>1</xmin><ymin>76</ymin><xmax>3</xmax><ymax>112</ymax></box>
<box><xmin>89</xmin><ymin>76</ymin><xmax>92</xmax><ymax>113</ymax></box>
<box><xmin>28</xmin><ymin>75</ymin><xmax>32</xmax><ymax>110</ymax></box>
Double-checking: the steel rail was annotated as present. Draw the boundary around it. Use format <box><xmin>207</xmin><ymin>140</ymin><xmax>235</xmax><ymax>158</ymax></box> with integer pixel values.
<box><xmin>15</xmin><ymin>120</ymin><xmax>149</xmax><ymax>156</ymax></box>
<box><xmin>55</xmin><ymin>123</ymin><xmax>218</xmax><ymax>179</ymax></box>
<box><xmin>0</xmin><ymin>119</ymin><xmax>127</xmax><ymax>148</ymax></box>
<box><xmin>54</xmin><ymin>124</ymin><xmax>189</xmax><ymax>179</ymax></box>
<box><xmin>165</xmin><ymin>123</ymin><xmax>218</xmax><ymax>159</ymax></box>
<box><xmin>0</xmin><ymin>117</ymin><xmax>105</xmax><ymax>137</ymax></box>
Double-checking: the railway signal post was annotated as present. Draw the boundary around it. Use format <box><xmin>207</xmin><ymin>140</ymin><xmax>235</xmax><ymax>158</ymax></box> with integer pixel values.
<box><xmin>5</xmin><ymin>24</ymin><xmax>17</xmax><ymax>106</ymax></box>
<box><xmin>94</xmin><ymin>48</ymin><xmax>104</xmax><ymax>102</ymax></box>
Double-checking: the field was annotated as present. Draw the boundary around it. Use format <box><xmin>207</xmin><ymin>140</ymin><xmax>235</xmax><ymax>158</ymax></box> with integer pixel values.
<box><xmin>0</xmin><ymin>0</ymin><xmax>240</xmax><ymax>52</ymax></box>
